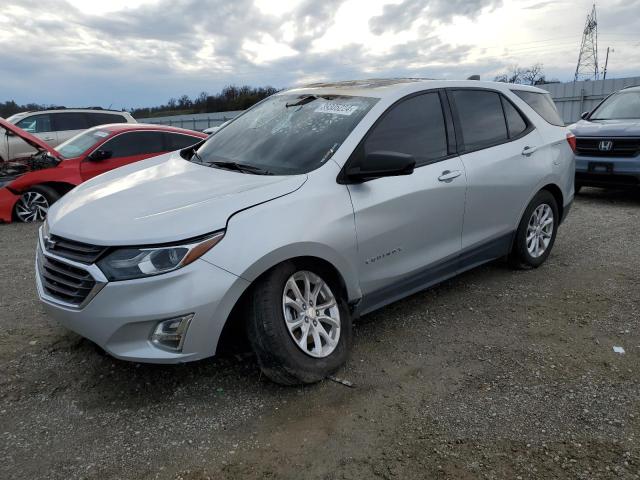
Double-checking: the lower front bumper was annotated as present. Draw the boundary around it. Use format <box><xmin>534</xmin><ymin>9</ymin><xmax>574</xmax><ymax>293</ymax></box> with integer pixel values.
<box><xmin>0</xmin><ymin>187</ymin><xmax>19</xmax><ymax>223</ymax></box>
<box><xmin>37</xmin><ymin>252</ymin><xmax>250</xmax><ymax>363</ymax></box>
<box><xmin>575</xmin><ymin>155</ymin><xmax>640</xmax><ymax>188</ymax></box>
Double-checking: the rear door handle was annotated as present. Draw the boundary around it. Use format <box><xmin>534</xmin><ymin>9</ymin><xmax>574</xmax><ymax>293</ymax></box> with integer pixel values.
<box><xmin>522</xmin><ymin>145</ymin><xmax>538</xmax><ymax>156</ymax></box>
<box><xmin>438</xmin><ymin>170</ymin><xmax>462</xmax><ymax>182</ymax></box>
<box><xmin>43</xmin><ymin>137</ymin><xmax>55</xmax><ymax>141</ymax></box>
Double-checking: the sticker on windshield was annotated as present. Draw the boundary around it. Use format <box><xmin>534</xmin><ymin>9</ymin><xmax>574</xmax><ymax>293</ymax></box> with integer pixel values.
<box><xmin>314</xmin><ymin>103</ymin><xmax>359</xmax><ymax>116</ymax></box>
<box><xmin>93</xmin><ymin>131</ymin><xmax>109</xmax><ymax>137</ymax></box>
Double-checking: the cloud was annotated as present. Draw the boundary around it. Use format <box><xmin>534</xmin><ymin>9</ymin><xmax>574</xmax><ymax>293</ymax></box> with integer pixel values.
<box><xmin>368</xmin><ymin>0</ymin><xmax>502</xmax><ymax>35</ymax></box>
<box><xmin>1</xmin><ymin>0</ymin><xmax>638</xmax><ymax>108</ymax></box>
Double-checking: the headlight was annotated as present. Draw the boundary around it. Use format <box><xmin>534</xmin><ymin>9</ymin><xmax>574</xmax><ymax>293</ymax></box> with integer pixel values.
<box><xmin>97</xmin><ymin>231</ymin><xmax>224</xmax><ymax>281</ymax></box>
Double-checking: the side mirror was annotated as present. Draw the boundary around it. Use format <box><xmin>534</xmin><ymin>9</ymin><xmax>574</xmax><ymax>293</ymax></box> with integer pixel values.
<box><xmin>343</xmin><ymin>151</ymin><xmax>415</xmax><ymax>183</ymax></box>
<box><xmin>5</xmin><ymin>130</ymin><xmax>15</xmax><ymax>136</ymax></box>
<box><xmin>580</xmin><ymin>111</ymin><xmax>590</xmax><ymax>120</ymax></box>
<box><xmin>88</xmin><ymin>149</ymin><xmax>112</xmax><ymax>161</ymax></box>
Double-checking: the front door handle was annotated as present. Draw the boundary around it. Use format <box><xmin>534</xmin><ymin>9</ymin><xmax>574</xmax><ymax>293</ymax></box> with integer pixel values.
<box><xmin>43</xmin><ymin>137</ymin><xmax>55</xmax><ymax>141</ymax></box>
<box><xmin>522</xmin><ymin>145</ymin><xmax>538</xmax><ymax>156</ymax></box>
<box><xmin>438</xmin><ymin>170</ymin><xmax>463</xmax><ymax>182</ymax></box>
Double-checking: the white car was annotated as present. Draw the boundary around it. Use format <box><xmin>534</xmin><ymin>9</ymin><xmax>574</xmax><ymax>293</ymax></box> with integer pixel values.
<box><xmin>2</xmin><ymin>109</ymin><xmax>136</xmax><ymax>161</ymax></box>
<box><xmin>36</xmin><ymin>79</ymin><xmax>575</xmax><ymax>385</ymax></box>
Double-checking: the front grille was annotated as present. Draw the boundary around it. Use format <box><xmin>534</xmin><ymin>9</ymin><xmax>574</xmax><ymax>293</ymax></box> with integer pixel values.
<box><xmin>37</xmin><ymin>248</ymin><xmax>97</xmax><ymax>306</ymax></box>
<box><xmin>575</xmin><ymin>137</ymin><xmax>640</xmax><ymax>157</ymax></box>
<box><xmin>45</xmin><ymin>235</ymin><xmax>107</xmax><ymax>264</ymax></box>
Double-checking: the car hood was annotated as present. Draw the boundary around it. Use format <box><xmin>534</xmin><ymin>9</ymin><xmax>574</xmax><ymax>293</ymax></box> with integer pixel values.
<box><xmin>570</xmin><ymin>118</ymin><xmax>640</xmax><ymax>136</ymax></box>
<box><xmin>0</xmin><ymin>118</ymin><xmax>61</xmax><ymax>159</ymax></box>
<box><xmin>47</xmin><ymin>152</ymin><xmax>307</xmax><ymax>246</ymax></box>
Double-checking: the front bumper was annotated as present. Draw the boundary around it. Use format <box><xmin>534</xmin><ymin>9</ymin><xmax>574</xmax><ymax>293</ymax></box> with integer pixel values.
<box><xmin>0</xmin><ymin>187</ymin><xmax>19</xmax><ymax>223</ymax></box>
<box><xmin>575</xmin><ymin>155</ymin><xmax>640</xmax><ymax>188</ymax></box>
<box><xmin>35</xmin><ymin>234</ymin><xmax>250</xmax><ymax>363</ymax></box>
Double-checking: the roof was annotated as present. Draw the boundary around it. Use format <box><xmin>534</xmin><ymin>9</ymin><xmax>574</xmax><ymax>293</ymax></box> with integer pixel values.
<box><xmin>284</xmin><ymin>78</ymin><xmax>550</xmax><ymax>100</ymax></box>
<box><xmin>87</xmin><ymin>123</ymin><xmax>207</xmax><ymax>136</ymax></box>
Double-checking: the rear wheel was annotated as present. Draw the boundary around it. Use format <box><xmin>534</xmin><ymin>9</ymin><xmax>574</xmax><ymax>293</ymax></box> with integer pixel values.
<box><xmin>509</xmin><ymin>190</ymin><xmax>559</xmax><ymax>269</ymax></box>
<box><xmin>14</xmin><ymin>185</ymin><xmax>60</xmax><ymax>223</ymax></box>
<box><xmin>246</xmin><ymin>262</ymin><xmax>351</xmax><ymax>385</ymax></box>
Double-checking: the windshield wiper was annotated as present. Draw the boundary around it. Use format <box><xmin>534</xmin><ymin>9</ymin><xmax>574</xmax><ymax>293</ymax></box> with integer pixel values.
<box><xmin>286</xmin><ymin>95</ymin><xmax>318</xmax><ymax>108</ymax></box>
<box><xmin>209</xmin><ymin>161</ymin><xmax>273</xmax><ymax>175</ymax></box>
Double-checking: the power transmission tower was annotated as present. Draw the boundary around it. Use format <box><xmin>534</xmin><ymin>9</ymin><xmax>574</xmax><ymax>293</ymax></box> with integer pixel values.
<box><xmin>574</xmin><ymin>3</ymin><xmax>599</xmax><ymax>81</ymax></box>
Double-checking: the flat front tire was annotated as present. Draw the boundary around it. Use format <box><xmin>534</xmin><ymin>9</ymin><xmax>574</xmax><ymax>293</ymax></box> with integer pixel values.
<box><xmin>245</xmin><ymin>261</ymin><xmax>352</xmax><ymax>385</ymax></box>
<box><xmin>509</xmin><ymin>190</ymin><xmax>559</xmax><ymax>269</ymax></box>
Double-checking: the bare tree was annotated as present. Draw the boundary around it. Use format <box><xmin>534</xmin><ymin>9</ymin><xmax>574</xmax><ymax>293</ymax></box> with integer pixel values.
<box><xmin>494</xmin><ymin>64</ymin><xmax>548</xmax><ymax>85</ymax></box>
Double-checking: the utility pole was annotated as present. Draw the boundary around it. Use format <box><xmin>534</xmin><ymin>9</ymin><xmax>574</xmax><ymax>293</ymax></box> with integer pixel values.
<box><xmin>574</xmin><ymin>3</ymin><xmax>599</xmax><ymax>81</ymax></box>
<box><xmin>603</xmin><ymin>47</ymin><xmax>613</xmax><ymax>79</ymax></box>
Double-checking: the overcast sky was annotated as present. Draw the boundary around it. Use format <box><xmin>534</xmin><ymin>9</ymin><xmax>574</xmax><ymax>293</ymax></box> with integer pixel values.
<box><xmin>2</xmin><ymin>0</ymin><xmax>639</xmax><ymax>109</ymax></box>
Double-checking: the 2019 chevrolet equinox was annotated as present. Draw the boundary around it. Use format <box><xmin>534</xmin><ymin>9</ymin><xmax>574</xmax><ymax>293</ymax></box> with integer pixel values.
<box><xmin>36</xmin><ymin>79</ymin><xmax>575</xmax><ymax>385</ymax></box>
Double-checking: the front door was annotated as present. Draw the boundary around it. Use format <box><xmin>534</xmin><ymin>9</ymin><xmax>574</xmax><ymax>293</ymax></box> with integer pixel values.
<box><xmin>346</xmin><ymin>91</ymin><xmax>467</xmax><ymax>311</ymax></box>
<box><xmin>11</xmin><ymin>114</ymin><xmax>57</xmax><ymax>160</ymax></box>
<box><xmin>80</xmin><ymin>130</ymin><xmax>167</xmax><ymax>180</ymax></box>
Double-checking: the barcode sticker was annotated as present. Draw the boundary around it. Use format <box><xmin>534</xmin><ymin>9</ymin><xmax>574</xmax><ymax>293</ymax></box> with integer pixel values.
<box><xmin>315</xmin><ymin>103</ymin><xmax>359</xmax><ymax>115</ymax></box>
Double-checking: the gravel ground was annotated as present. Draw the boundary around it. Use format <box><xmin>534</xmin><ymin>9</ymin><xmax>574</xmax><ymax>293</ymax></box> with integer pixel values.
<box><xmin>1</xmin><ymin>187</ymin><xmax>639</xmax><ymax>480</ymax></box>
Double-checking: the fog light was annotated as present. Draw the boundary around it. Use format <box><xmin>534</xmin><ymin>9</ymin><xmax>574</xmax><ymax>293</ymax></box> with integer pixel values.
<box><xmin>150</xmin><ymin>314</ymin><xmax>194</xmax><ymax>351</ymax></box>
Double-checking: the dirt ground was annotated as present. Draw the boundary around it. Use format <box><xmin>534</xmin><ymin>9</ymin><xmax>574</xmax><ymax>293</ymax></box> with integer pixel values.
<box><xmin>1</xmin><ymin>187</ymin><xmax>639</xmax><ymax>480</ymax></box>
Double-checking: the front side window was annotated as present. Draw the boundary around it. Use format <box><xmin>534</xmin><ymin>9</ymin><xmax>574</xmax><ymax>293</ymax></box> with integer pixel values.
<box><xmin>57</xmin><ymin>129</ymin><xmax>112</xmax><ymax>159</ymax></box>
<box><xmin>513</xmin><ymin>90</ymin><xmax>564</xmax><ymax>126</ymax></box>
<box><xmin>194</xmin><ymin>94</ymin><xmax>378</xmax><ymax>175</ymax></box>
<box><xmin>589</xmin><ymin>91</ymin><xmax>640</xmax><ymax>120</ymax></box>
<box><xmin>54</xmin><ymin>112</ymin><xmax>89</xmax><ymax>131</ymax></box>
<box><xmin>100</xmin><ymin>131</ymin><xmax>165</xmax><ymax>157</ymax></box>
<box><xmin>16</xmin><ymin>114</ymin><xmax>52</xmax><ymax>133</ymax></box>
<box><xmin>363</xmin><ymin>92</ymin><xmax>447</xmax><ymax>166</ymax></box>
<box><xmin>452</xmin><ymin>90</ymin><xmax>508</xmax><ymax>151</ymax></box>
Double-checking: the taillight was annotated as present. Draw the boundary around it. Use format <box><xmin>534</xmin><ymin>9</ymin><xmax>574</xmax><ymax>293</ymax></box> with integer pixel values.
<box><xmin>566</xmin><ymin>132</ymin><xmax>577</xmax><ymax>153</ymax></box>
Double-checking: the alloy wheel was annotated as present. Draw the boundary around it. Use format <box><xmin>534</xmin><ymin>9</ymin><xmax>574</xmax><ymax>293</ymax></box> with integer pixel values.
<box><xmin>15</xmin><ymin>191</ymin><xmax>49</xmax><ymax>223</ymax></box>
<box><xmin>282</xmin><ymin>270</ymin><xmax>341</xmax><ymax>358</ymax></box>
<box><xmin>526</xmin><ymin>203</ymin><xmax>554</xmax><ymax>258</ymax></box>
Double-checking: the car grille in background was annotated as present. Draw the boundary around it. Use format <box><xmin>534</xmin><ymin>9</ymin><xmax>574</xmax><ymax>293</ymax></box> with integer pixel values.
<box><xmin>575</xmin><ymin>137</ymin><xmax>640</xmax><ymax>157</ymax></box>
<box><xmin>45</xmin><ymin>235</ymin><xmax>107</xmax><ymax>264</ymax></box>
<box><xmin>37</xmin><ymin>248</ymin><xmax>97</xmax><ymax>306</ymax></box>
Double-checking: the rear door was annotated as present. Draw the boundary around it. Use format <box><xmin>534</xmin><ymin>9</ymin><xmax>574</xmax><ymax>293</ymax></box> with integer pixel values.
<box><xmin>80</xmin><ymin>130</ymin><xmax>167</xmax><ymax>180</ymax></box>
<box><xmin>448</xmin><ymin>88</ymin><xmax>545</xmax><ymax>265</ymax></box>
<box><xmin>347</xmin><ymin>91</ymin><xmax>467</xmax><ymax>310</ymax></box>
<box><xmin>52</xmin><ymin>112</ymin><xmax>90</xmax><ymax>145</ymax></box>
<box><xmin>10</xmin><ymin>114</ymin><xmax>57</xmax><ymax>159</ymax></box>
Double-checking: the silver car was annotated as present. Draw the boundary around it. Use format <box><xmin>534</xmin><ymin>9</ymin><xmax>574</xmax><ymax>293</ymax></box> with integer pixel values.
<box><xmin>36</xmin><ymin>79</ymin><xmax>575</xmax><ymax>385</ymax></box>
<box><xmin>2</xmin><ymin>108</ymin><xmax>136</xmax><ymax>161</ymax></box>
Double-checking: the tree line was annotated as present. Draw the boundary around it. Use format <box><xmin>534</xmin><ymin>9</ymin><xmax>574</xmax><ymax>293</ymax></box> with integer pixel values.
<box><xmin>0</xmin><ymin>85</ymin><xmax>279</xmax><ymax>120</ymax></box>
<box><xmin>493</xmin><ymin>64</ymin><xmax>559</xmax><ymax>86</ymax></box>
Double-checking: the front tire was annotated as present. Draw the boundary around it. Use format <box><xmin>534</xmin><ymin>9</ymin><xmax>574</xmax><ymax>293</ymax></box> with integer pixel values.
<box><xmin>14</xmin><ymin>185</ymin><xmax>60</xmax><ymax>223</ymax></box>
<box><xmin>509</xmin><ymin>190</ymin><xmax>559</xmax><ymax>269</ymax></box>
<box><xmin>245</xmin><ymin>262</ymin><xmax>352</xmax><ymax>385</ymax></box>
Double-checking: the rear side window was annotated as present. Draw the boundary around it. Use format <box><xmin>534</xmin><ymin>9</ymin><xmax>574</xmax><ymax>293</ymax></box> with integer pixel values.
<box><xmin>16</xmin><ymin>114</ymin><xmax>52</xmax><ymax>133</ymax></box>
<box><xmin>364</xmin><ymin>92</ymin><xmax>448</xmax><ymax>166</ymax></box>
<box><xmin>86</xmin><ymin>112</ymin><xmax>127</xmax><ymax>127</ymax></box>
<box><xmin>513</xmin><ymin>90</ymin><xmax>564</xmax><ymax>126</ymax></box>
<box><xmin>54</xmin><ymin>112</ymin><xmax>89</xmax><ymax>131</ymax></box>
<box><xmin>101</xmin><ymin>131</ymin><xmax>165</xmax><ymax>157</ymax></box>
<box><xmin>501</xmin><ymin>97</ymin><xmax>528</xmax><ymax>138</ymax></box>
<box><xmin>451</xmin><ymin>90</ymin><xmax>508</xmax><ymax>151</ymax></box>
<box><xmin>164</xmin><ymin>133</ymin><xmax>202</xmax><ymax>150</ymax></box>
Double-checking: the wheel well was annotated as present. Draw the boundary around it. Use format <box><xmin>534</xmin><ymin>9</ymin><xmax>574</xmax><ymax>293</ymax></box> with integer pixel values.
<box><xmin>541</xmin><ymin>183</ymin><xmax>564</xmax><ymax>220</ymax></box>
<box><xmin>216</xmin><ymin>256</ymin><xmax>349</xmax><ymax>354</ymax></box>
<box><xmin>38</xmin><ymin>182</ymin><xmax>76</xmax><ymax>197</ymax></box>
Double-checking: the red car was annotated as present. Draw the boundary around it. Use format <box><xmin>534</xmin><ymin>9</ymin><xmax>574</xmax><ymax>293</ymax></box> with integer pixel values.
<box><xmin>0</xmin><ymin>119</ymin><xmax>207</xmax><ymax>223</ymax></box>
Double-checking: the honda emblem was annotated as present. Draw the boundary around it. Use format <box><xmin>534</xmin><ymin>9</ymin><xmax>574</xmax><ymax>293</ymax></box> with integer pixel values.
<box><xmin>598</xmin><ymin>140</ymin><xmax>613</xmax><ymax>152</ymax></box>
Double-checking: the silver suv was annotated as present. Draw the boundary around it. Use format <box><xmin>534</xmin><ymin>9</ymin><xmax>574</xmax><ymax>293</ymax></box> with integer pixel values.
<box><xmin>37</xmin><ymin>80</ymin><xmax>575</xmax><ymax>385</ymax></box>
<box><xmin>2</xmin><ymin>108</ymin><xmax>136</xmax><ymax>161</ymax></box>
